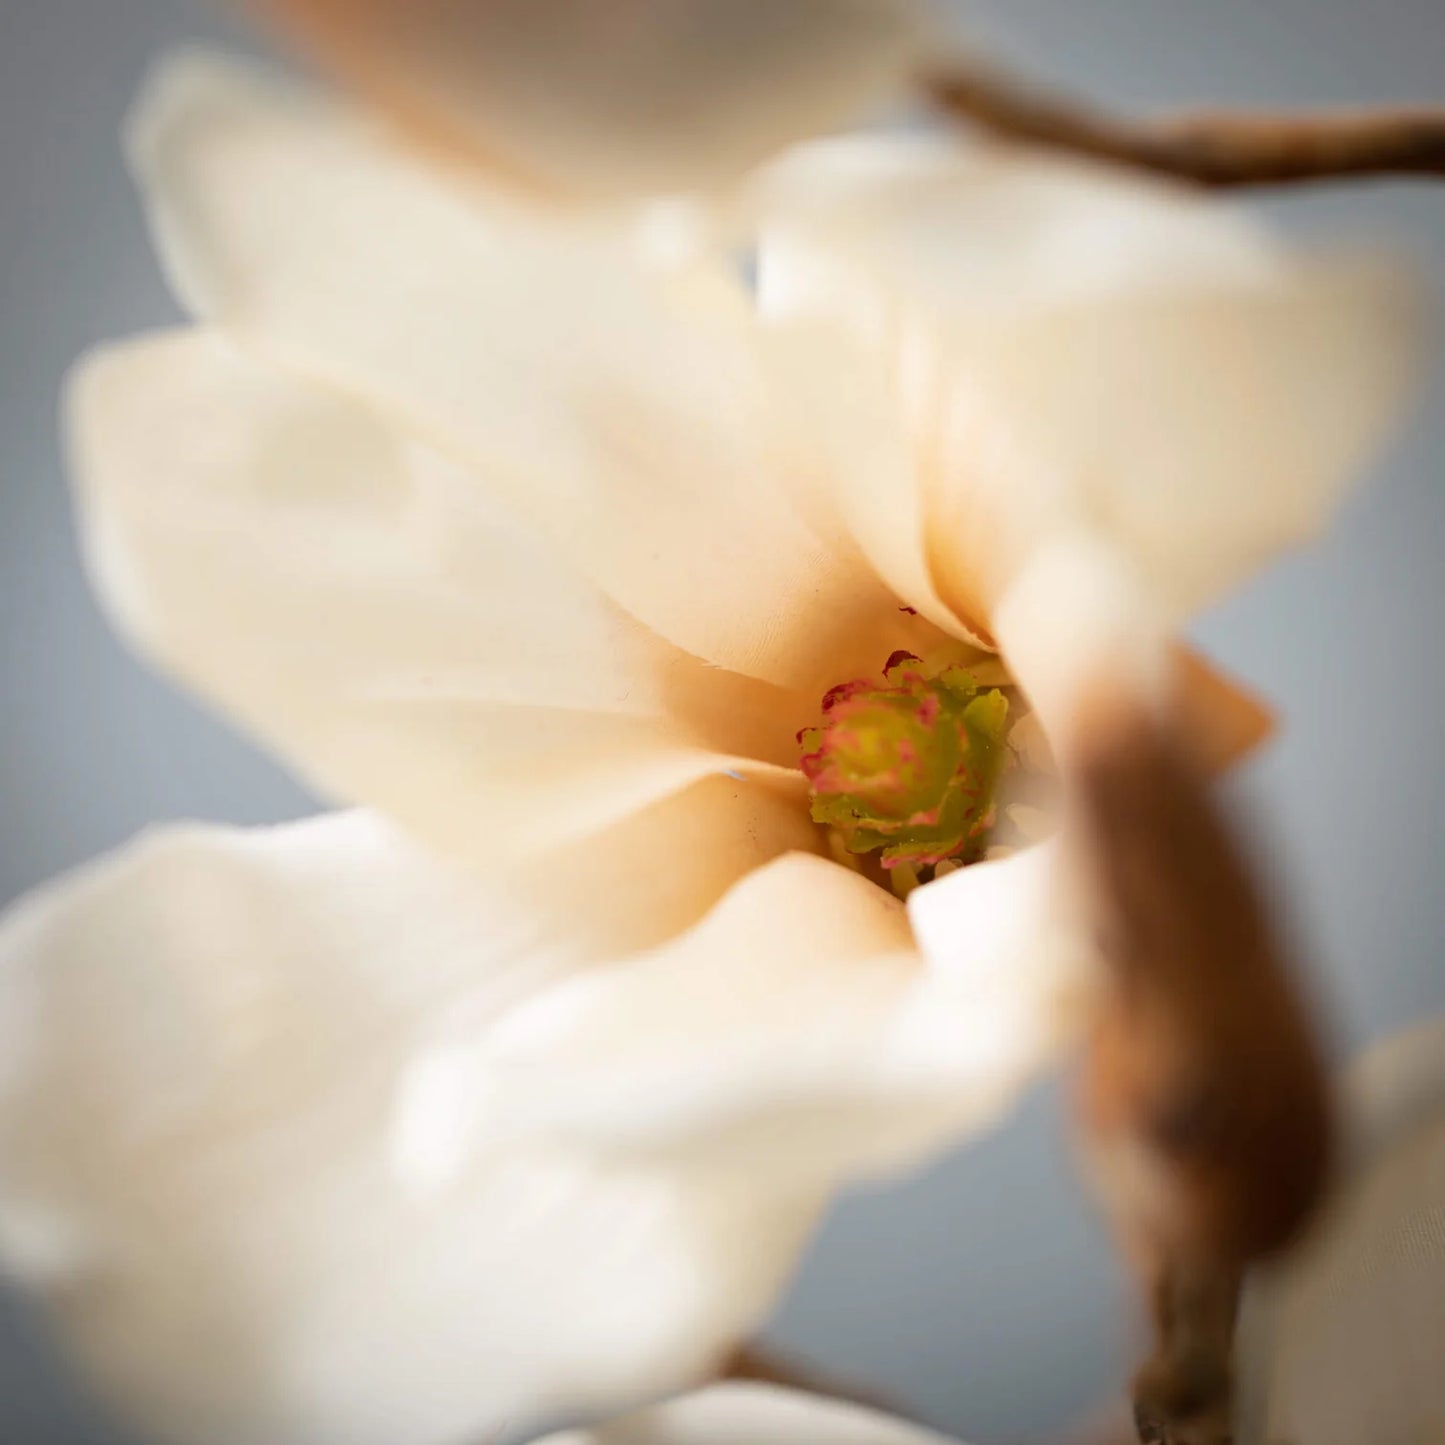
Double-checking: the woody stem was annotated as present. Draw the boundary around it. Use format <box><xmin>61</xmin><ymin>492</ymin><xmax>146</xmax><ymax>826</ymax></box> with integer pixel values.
<box><xmin>925</xmin><ymin>55</ymin><xmax>1445</xmax><ymax>188</ymax></box>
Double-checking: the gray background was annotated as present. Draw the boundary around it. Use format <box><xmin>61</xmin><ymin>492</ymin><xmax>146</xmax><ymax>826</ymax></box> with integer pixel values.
<box><xmin>1</xmin><ymin>0</ymin><xmax>1442</xmax><ymax>1440</ymax></box>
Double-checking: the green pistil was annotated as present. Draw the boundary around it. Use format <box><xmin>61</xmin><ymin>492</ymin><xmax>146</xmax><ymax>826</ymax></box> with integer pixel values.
<box><xmin>799</xmin><ymin>652</ymin><xmax>1010</xmax><ymax>876</ymax></box>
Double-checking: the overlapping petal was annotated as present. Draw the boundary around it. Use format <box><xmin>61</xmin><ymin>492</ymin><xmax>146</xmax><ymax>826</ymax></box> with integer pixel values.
<box><xmin>124</xmin><ymin>52</ymin><xmax>925</xmax><ymax>695</ymax></box>
<box><xmin>67</xmin><ymin>327</ymin><xmax>823</xmax><ymax>864</ymax></box>
<box><xmin>533</xmin><ymin>1382</ymin><xmax>962</xmax><ymax>1445</ymax></box>
<box><xmin>0</xmin><ymin>797</ymin><xmax>1088</xmax><ymax>1445</ymax></box>
<box><xmin>418</xmin><ymin>846</ymin><xmax>1093</xmax><ymax>1185</ymax></box>
<box><xmin>0</xmin><ymin>810</ymin><xmax>845</xmax><ymax>1445</ymax></box>
<box><xmin>756</xmin><ymin>136</ymin><xmax>1423</xmax><ymax>638</ymax></box>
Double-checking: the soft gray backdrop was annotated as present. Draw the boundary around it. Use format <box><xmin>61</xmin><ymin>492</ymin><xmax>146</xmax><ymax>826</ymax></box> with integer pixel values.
<box><xmin>1</xmin><ymin>1</ymin><xmax>1442</xmax><ymax>1441</ymax></box>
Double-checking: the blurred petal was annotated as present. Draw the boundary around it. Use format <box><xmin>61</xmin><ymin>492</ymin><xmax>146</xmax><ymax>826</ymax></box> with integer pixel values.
<box><xmin>0</xmin><ymin>812</ymin><xmax>840</xmax><ymax>1445</ymax></box>
<box><xmin>1349</xmin><ymin>1014</ymin><xmax>1445</xmax><ymax>1152</ymax></box>
<box><xmin>988</xmin><ymin>534</ymin><xmax>1173</xmax><ymax>758</ymax></box>
<box><xmin>757</xmin><ymin>136</ymin><xmax>1423</xmax><ymax>631</ymax></box>
<box><xmin>431</xmin><ymin>847</ymin><xmax>1094</xmax><ymax>1185</ymax></box>
<box><xmin>1173</xmin><ymin>645</ymin><xmax>1274</xmax><ymax>774</ymax></box>
<box><xmin>532</xmin><ymin>1381</ymin><xmax>962</xmax><ymax>1445</ymax></box>
<box><xmin>125</xmin><ymin>52</ymin><xmax>915</xmax><ymax>692</ymax></box>
<box><xmin>67</xmin><ymin>328</ymin><xmax>823</xmax><ymax>864</ymax></box>
<box><xmin>254</xmin><ymin>0</ymin><xmax>923</xmax><ymax>201</ymax></box>
<box><xmin>931</xmin><ymin>254</ymin><xmax>1420</xmax><ymax>632</ymax></box>
<box><xmin>1246</xmin><ymin>1016</ymin><xmax>1445</xmax><ymax>1445</ymax></box>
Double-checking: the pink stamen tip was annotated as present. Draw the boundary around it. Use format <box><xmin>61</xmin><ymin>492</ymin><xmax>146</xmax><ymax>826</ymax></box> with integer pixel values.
<box><xmin>819</xmin><ymin>679</ymin><xmax>871</xmax><ymax>713</ymax></box>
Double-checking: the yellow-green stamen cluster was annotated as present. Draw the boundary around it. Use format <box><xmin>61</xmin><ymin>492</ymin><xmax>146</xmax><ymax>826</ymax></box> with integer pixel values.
<box><xmin>799</xmin><ymin>651</ymin><xmax>1010</xmax><ymax>873</ymax></box>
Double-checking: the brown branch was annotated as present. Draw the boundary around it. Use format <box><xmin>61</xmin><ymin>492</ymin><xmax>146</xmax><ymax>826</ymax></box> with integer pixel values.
<box><xmin>926</xmin><ymin>57</ymin><xmax>1445</xmax><ymax>187</ymax></box>
<box><xmin>1067</xmin><ymin>700</ymin><xmax>1335</xmax><ymax>1443</ymax></box>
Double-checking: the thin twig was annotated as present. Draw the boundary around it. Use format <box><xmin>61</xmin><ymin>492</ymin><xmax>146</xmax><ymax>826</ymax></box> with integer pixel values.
<box><xmin>926</xmin><ymin>56</ymin><xmax>1445</xmax><ymax>187</ymax></box>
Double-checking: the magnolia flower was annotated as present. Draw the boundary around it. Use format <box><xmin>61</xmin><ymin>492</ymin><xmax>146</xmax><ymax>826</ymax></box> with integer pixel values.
<box><xmin>0</xmin><ymin>45</ymin><xmax>1419</xmax><ymax>1445</ymax></box>
<box><xmin>536</xmin><ymin>1012</ymin><xmax>1445</xmax><ymax>1445</ymax></box>
<box><xmin>251</xmin><ymin>0</ymin><xmax>925</xmax><ymax>199</ymax></box>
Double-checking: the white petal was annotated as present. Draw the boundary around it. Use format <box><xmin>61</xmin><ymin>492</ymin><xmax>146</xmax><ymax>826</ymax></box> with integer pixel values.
<box><xmin>261</xmin><ymin>0</ymin><xmax>923</xmax><ymax>200</ymax></box>
<box><xmin>68</xmin><ymin>328</ymin><xmax>823</xmax><ymax>864</ymax></box>
<box><xmin>532</xmin><ymin>1381</ymin><xmax>963</xmax><ymax>1445</ymax></box>
<box><xmin>1244</xmin><ymin>1016</ymin><xmax>1445</xmax><ymax>1445</ymax></box>
<box><xmin>0</xmin><ymin>812</ymin><xmax>836</xmax><ymax>1445</ymax></box>
<box><xmin>124</xmin><ymin>52</ymin><xmax>916</xmax><ymax>693</ymax></box>
<box><xmin>1347</xmin><ymin>1014</ymin><xmax>1445</xmax><ymax>1153</ymax></box>
<box><xmin>904</xmin><ymin>843</ymin><xmax>1097</xmax><ymax>1084</ymax></box>
<box><xmin>757</xmin><ymin>136</ymin><xmax>1424</xmax><ymax>632</ymax></box>
<box><xmin>421</xmin><ymin>848</ymin><xmax>1093</xmax><ymax>1186</ymax></box>
<box><xmin>987</xmin><ymin>536</ymin><xmax>1171</xmax><ymax>756</ymax></box>
<box><xmin>757</xmin><ymin>315</ymin><xmax>995</xmax><ymax>645</ymax></box>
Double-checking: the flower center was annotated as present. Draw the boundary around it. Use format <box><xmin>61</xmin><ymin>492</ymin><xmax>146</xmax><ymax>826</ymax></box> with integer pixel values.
<box><xmin>798</xmin><ymin>651</ymin><xmax>1013</xmax><ymax>893</ymax></box>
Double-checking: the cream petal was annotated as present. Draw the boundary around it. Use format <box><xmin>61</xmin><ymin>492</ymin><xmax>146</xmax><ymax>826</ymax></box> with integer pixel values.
<box><xmin>983</xmin><ymin>542</ymin><xmax>1276</xmax><ymax>769</ymax></box>
<box><xmin>67</xmin><ymin>328</ymin><xmax>825</xmax><ymax>864</ymax></box>
<box><xmin>255</xmin><ymin>0</ymin><xmax>923</xmax><ymax>200</ymax></box>
<box><xmin>0</xmin><ymin>811</ymin><xmax>841</xmax><ymax>1445</ymax></box>
<box><xmin>502</xmin><ymin>776</ymin><xmax>829</xmax><ymax>968</ymax></box>
<box><xmin>1244</xmin><ymin>1017</ymin><xmax>1445</xmax><ymax>1445</ymax></box>
<box><xmin>532</xmin><ymin>1382</ymin><xmax>963</xmax><ymax>1445</ymax></box>
<box><xmin>986</xmin><ymin>533</ymin><xmax>1175</xmax><ymax>760</ymax></box>
<box><xmin>756</xmin><ymin>136</ymin><xmax>1424</xmax><ymax>632</ymax></box>
<box><xmin>906</xmin><ymin>842</ymin><xmax>1065</xmax><ymax>988</ymax></box>
<box><xmin>124</xmin><ymin>52</ymin><xmax>909</xmax><ymax>693</ymax></box>
<box><xmin>755</xmin><ymin>315</ymin><xmax>995</xmax><ymax>646</ymax></box>
<box><xmin>928</xmin><ymin>254</ymin><xmax>1423</xmax><ymax>634</ymax></box>
<box><xmin>1347</xmin><ymin>1015</ymin><xmax>1445</xmax><ymax>1153</ymax></box>
<box><xmin>415</xmin><ymin>848</ymin><xmax>1092</xmax><ymax>1188</ymax></box>
<box><xmin>904</xmin><ymin>843</ymin><xmax>1097</xmax><ymax>1066</ymax></box>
